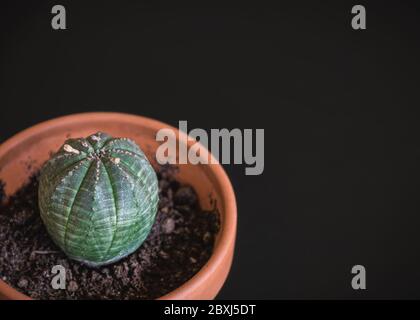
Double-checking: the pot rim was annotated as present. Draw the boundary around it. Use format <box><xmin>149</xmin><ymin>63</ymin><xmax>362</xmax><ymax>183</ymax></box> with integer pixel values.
<box><xmin>0</xmin><ymin>112</ymin><xmax>237</xmax><ymax>300</ymax></box>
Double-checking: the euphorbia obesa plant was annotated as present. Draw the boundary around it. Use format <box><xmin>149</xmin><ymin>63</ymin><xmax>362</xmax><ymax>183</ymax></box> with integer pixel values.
<box><xmin>38</xmin><ymin>132</ymin><xmax>159</xmax><ymax>267</ymax></box>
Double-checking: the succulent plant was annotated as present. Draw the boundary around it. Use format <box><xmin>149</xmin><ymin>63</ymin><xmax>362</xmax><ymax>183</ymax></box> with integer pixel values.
<box><xmin>38</xmin><ymin>132</ymin><xmax>159</xmax><ymax>267</ymax></box>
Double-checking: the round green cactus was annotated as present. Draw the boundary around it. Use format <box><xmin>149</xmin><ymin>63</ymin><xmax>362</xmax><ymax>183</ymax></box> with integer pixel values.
<box><xmin>38</xmin><ymin>132</ymin><xmax>159</xmax><ymax>267</ymax></box>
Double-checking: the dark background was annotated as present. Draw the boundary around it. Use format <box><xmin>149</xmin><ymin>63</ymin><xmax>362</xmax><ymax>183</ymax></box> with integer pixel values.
<box><xmin>1</xmin><ymin>0</ymin><xmax>420</xmax><ymax>299</ymax></box>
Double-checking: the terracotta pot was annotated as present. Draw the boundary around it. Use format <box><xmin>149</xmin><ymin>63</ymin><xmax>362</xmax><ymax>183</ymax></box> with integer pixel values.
<box><xmin>0</xmin><ymin>112</ymin><xmax>237</xmax><ymax>300</ymax></box>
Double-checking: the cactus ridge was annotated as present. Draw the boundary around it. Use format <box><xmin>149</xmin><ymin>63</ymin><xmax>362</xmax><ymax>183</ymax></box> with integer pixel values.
<box><xmin>38</xmin><ymin>132</ymin><xmax>159</xmax><ymax>267</ymax></box>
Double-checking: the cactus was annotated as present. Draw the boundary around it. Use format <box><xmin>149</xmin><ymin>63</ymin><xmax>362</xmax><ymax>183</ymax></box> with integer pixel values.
<box><xmin>38</xmin><ymin>132</ymin><xmax>159</xmax><ymax>267</ymax></box>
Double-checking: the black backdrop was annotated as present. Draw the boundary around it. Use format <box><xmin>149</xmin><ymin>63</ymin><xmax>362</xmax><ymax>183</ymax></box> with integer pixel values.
<box><xmin>1</xmin><ymin>0</ymin><xmax>420</xmax><ymax>299</ymax></box>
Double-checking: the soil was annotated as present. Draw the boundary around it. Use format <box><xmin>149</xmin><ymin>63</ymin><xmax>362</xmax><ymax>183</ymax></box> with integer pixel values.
<box><xmin>0</xmin><ymin>165</ymin><xmax>220</xmax><ymax>299</ymax></box>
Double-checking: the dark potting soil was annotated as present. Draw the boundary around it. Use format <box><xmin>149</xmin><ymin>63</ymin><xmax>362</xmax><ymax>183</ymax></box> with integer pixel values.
<box><xmin>0</xmin><ymin>165</ymin><xmax>220</xmax><ymax>299</ymax></box>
